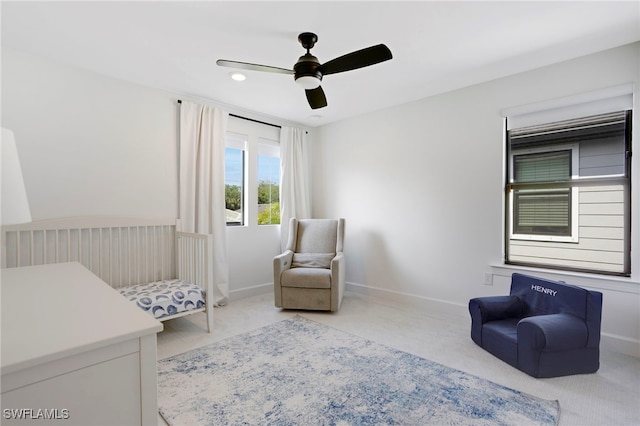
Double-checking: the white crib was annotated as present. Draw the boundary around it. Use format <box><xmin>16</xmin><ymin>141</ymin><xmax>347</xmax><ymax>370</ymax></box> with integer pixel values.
<box><xmin>1</xmin><ymin>217</ymin><xmax>214</xmax><ymax>333</ymax></box>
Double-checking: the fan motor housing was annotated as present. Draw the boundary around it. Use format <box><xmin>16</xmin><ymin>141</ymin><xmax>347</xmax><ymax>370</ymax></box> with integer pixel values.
<box><xmin>294</xmin><ymin>54</ymin><xmax>322</xmax><ymax>82</ymax></box>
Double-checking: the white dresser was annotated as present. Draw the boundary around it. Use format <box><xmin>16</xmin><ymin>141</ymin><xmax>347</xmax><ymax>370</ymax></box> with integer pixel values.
<box><xmin>1</xmin><ymin>262</ymin><xmax>163</xmax><ymax>425</ymax></box>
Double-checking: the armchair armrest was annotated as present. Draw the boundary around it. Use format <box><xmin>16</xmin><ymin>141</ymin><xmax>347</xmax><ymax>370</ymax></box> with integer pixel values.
<box><xmin>330</xmin><ymin>252</ymin><xmax>345</xmax><ymax>284</ymax></box>
<box><xmin>469</xmin><ymin>296</ymin><xmax>523</xmax><ymax>346</ymax></box>
<box><xmin>330</xmin><ymin>252</ymin><xmax>344</xmax><ymax>271</ymax></box>
<box><xmin>273</xmin><ymin>250</ymin><xmax>294</xmax><ymax>283</ymax></box>
<box><xmin>469</xmin><ymin>296</ymin><xmax>523</xmax><ymax>324</ymax></box>
<box><xmin>273</xmin><ymin>250</ymin><xmax>293</xmax><ymax>309</ymax></box>
<box><xmin>330</xmin><ymin>252</ymin><xmax>345</xmax><ymax>311</ymax></box>
<box><xmin>518</xmin><ymin>313</ymin><xmax>588</xmax><ymax>351</ymax></box>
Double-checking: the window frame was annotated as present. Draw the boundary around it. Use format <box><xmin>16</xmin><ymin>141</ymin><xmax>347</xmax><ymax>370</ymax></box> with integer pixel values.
<box><xmin>257</xmin><ymin>138</ymin><xmax>281</xmax><ymax>226</ymax></box>
<box><xmin>225</xmin><ymin>132</ymin><xmax>248</xmax><ymax>226</ymax></box>
<box><xmin>508</xmin><ymin>143</ymin><xmax>579</xmax><ymax>243</ymax></box>
<box><xmin>504</xmin><ymin>110</ymin><xmax>632</xmax><ymax>277</ymax></box>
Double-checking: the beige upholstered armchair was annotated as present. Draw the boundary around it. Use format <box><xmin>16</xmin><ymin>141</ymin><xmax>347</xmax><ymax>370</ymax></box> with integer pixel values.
<box><xmin>274</xmin><ymin>218</ymin><xmax>345</xmax><ymax>311</ymax></box>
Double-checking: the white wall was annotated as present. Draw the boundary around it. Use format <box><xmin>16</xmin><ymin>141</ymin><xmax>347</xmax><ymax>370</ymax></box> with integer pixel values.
<box><xmin>1</xmin><ymin>47</ymin><xmax>287</xmax><ymax>299</ymax></box>
<box><xmin>3</xmin><ymin>43</ymin><xmax>639</xmax><ymax>356</ymax></box>
<box><xmin>314</xmin><ymin>42</ymin><xmax>640</xmax><ymax>356</ymax></box>
<box><xmin>2</xmin><ymin>48</ymin><xmax>178</xmax><ymax>219</ymax></box>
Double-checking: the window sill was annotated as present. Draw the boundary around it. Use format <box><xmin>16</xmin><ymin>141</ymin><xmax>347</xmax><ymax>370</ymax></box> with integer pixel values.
<box><xmin>510</xmin><ymin>234</ymin><xmax>578</xmax><ymax>243</ymax></box>
<box><xmin>490</xmin><ymin>263</ymin><xmax>640</xmax><ymax>294</ymax></box>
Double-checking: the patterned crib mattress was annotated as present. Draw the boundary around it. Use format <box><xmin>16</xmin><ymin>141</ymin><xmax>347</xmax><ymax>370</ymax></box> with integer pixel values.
<box><xmin>119</xmin><ymin>279</ymin><xmax>205</xmax><ymax>319</ymax></box>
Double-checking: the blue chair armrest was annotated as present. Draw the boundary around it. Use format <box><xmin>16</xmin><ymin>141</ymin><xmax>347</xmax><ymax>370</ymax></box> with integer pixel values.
<box><xmin>469</xmin><ymin>296</ymin><xmax>523</xmax><ymax>346</ymax></box>
<box><xmin>469</xmin><ymin>296</ymin><xmax>523</xmax><ymax>323</ymax></box>
<box><xmin>518</xmin><ymin>313</ymin><xmax>588</xmax><ymax>351</ymax></box>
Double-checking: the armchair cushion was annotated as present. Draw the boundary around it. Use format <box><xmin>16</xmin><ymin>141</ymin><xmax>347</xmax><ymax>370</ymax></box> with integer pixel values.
<box><xmin>281</xmin><ymin>268</ymin><xmax>332</xmax><ymax>289</ymax></box>
<box><xmin>481</xmin><ymin>319</ymin><xmax>521</xmax><ymax>367</ymax></box>
<box><xmin>291</xmin><ymin>253</ymin><xmax>335</xmax><ymax>268</ymax></box>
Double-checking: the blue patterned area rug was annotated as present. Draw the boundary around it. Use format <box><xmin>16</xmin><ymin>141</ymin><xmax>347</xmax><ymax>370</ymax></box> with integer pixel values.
<box><xmin>158</xmin><ymin>315</ymin><xmax>559</xmax><ymax>425</ymax></box>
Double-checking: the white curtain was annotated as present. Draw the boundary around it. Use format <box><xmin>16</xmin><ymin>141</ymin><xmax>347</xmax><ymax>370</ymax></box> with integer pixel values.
<box><xmin>279</xmin><ymin>126</ymin><xmax>312</xmax><ymax>249</ymax></box>
<box><xmin>179</xmin><ymin>100</ymin><xmax>230</xmax><ymax>306</ymax></box>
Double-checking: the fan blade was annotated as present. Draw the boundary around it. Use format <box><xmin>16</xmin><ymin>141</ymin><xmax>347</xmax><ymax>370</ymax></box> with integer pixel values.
<box><xmin>216</xmin><ymin>59</ymin><xmax>294</xmax><ymax>75</ymax></box>
<box><xmin>306</xmin><ymin>86</ymin><xmax>327</xmax><ymax>109</ymax></box>
<box><xmin>321</xmin><ymin>44</ymin><xmax>392</xmax><ymax>75</ymax></box>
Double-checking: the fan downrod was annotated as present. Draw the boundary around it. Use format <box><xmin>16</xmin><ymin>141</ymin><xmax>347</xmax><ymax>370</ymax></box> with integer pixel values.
<box><xmin>298</xmin><ymin>32</ymin><xmax>318</xmax><ymax>51</ymax></box>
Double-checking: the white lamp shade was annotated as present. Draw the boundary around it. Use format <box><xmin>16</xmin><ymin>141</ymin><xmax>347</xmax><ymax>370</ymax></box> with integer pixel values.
<box><xmin>1</xmin><ymin>128</ymin><xmax>32</xmax><ymax>225</ymax></box>
<box><xmin>295</xmin><ymin>76</ymin><xmax>321</xmax><ymax>90</ymax></box>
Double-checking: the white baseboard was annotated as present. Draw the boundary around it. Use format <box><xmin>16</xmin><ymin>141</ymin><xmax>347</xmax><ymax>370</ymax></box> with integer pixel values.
<box><xmin>229</xmin><ymin>282</ymin><xmax>272</xmax><ymax>301</ymax></box>
<box><xmin>346</xmin><ymin>282</ymin><xmax>469</xmax><ymax>318</ymax></box>
<box><xmin>600</xmin><ymin>333</ymin><xmax>640</xmax><ymax>358</ymax></box>
<box><xmin>346</xmin><ymin>282</ymin><xmax>640</xmax><ymax>358</ymax></box>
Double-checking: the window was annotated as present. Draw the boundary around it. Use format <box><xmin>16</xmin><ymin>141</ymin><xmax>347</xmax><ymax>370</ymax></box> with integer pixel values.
<box><xmin>505</xmin><ymin>110</ymin><xmax>632</xmax><ymax>276</ymax></box>
<box><xmin>510</xmin><ymin>145</ymin><xmax>578</xmax><ymax>241</ymax></box>
<box><xmin>225</xmin><ymin>134</ymin><xmax>246</xmax><ymax>226</ymax></box>
<box><xmin>225</xmin><ymin>116</ymin><xmax>281</xmax><ymax>226</ymax></box>
<box><xmin>257</xmin><ymin>140</ymin><xmax>280</xmax><ymax>225</ymax></box>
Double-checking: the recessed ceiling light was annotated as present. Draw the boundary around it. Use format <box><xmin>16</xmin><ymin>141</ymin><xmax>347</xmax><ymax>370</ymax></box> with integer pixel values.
<box><xmin>230</xmin><ymin>72</ymin><xmax>246</xmax><ymax>82</ymax></box>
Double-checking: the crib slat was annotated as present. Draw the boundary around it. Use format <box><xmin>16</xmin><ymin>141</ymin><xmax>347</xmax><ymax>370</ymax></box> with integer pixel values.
<box><xmin>99</xmin><ymin>229</ymin><xmax>103</xmax><ymax>280</ymax></box>
<box><xmin>88</xmin><ymin>229</ymin><xmax>93</xmax><ymax>272</ymax></box>
<box><xmin>30</xmin><ymin>230</ymin><xmax>35</xmax><ymax>266</ymax></box>
<box><xmin>15</xmin><ymin>232</ymin><xmax>21</xmax><ymax>267</ymax></box>
<box><xmin>128</xmin><ymin>227</ymin><xmax>133</xmax><ymax>285</ymax></box>
<box><xmin>66</xmin><ymin>229</ymin><xmax>70</xmax><ymax>262</ymax></box>
<box><xmin>160</xmin><ymin>226</ymin><xmax>164</xmax><ymax>280</ymax></box>
<box><xmin>144</xmin><ymin>226</ymin><xmax>148</xmax><ymax>283</ymax></box>
<box><xmin>109</xmin><ymin>228</ymin><xmax>113</xmax><ymax>286</ymax></box>
<box><xmin>78</xmin><ymin>229</ymin><xmax>82</xmax><ymax>269</ymax></box>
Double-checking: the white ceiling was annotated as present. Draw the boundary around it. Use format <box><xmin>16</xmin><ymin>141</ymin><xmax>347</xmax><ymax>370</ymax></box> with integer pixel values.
<box><xmin>2</xmin><ymin>1</ymin><xmax>639</xmax><ymax>127</ymax></box>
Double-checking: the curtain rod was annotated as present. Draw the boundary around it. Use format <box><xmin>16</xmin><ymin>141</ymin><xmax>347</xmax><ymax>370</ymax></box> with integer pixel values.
<box><xmin>177</xmin><ymin>99</ymin><xmax>281</xmax><ymax>129</ymax></box>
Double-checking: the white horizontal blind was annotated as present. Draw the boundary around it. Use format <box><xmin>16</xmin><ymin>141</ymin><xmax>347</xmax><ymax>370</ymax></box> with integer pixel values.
<box><xmin>257</xmin><ymin>137</ymin><xmax>280</xmax><ymax>157</ymax></box>
<box><xmin>515</xmin><ymin>192</ymin><xmax>570</xmax><ymax>229</ymax></box>
<box><xmin>513</xmin><ymin>150</ymin><xmax>572</xmax><ymax>235</ymax></box>
<box><xmin>226</xmin><ymin>132</ymin><xmax>247</xmax><ymax>150</ymax></box>
<box><xmin>514</xmin><ymin>150</ymin><xmax>571</xmax><ymax>182</ymax></box>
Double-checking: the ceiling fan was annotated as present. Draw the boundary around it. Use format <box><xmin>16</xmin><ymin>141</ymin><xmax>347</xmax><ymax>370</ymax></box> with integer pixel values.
<box><xmin>216</xmin><ymin>32</ymin><xmax>393</xmax><ymax>110</ymax></box>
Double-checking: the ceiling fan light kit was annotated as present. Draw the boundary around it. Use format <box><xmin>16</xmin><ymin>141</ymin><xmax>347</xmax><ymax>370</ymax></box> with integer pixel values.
<box><xmin>295</xmin><ymin>75</ymin><xmax>321</xmax><ymax>90</ymax></box>
<box><xmin>216</xmin><ymin>32</ymin><xmax>392</xmax><ymax>110</ymax></box>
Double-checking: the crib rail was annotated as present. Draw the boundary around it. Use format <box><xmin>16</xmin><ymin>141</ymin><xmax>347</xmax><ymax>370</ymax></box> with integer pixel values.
<box><xmin>176</xmin><ymin>231</ymin><xmax>215</xmax><ymax>331</ymax></box>
<box><xmin>1</xmin><ymin>217</ymin><xmax>176</xmax><ymax>288</ymax></box>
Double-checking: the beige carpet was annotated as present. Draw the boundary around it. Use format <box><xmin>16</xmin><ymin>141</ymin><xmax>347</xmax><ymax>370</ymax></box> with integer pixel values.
<box><xmin>157</xmin><ymin>291</ymin><xmax>640</xmax><ymax>426</ymax></box>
